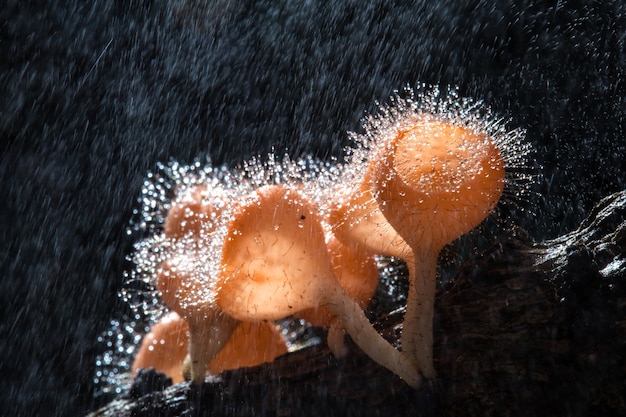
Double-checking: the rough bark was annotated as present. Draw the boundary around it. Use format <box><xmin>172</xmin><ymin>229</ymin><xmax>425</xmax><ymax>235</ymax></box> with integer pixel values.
<box><xmin>87</xmin><ymin>191</ymin><xmax>626</xmax><ymax>417</ymax></box>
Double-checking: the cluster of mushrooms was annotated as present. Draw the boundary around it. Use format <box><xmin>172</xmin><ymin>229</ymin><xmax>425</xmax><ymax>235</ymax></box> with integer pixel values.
<box><xmin>130</xmin><ymin>86</ymin><xmax>528</xmax><ymax>389</ymax></box>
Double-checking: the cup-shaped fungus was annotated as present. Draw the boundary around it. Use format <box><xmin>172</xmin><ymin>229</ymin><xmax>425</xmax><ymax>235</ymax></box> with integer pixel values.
<box><xmin>157</xmin><ymin>257</ymin><xmax>239</xmax><ymax>383</ymax></box>
<box><xmin>132</xmin><ymin>311</ymin><xmax>288</xmax><ymax>383</ymax></box>
<box><xmin>132</xmin><ymin>311</ymin><xmax>189</xmax><ymax>383</ymax></box>
<box><xmin>297</xmin><ymin>233</ymin><xmax>379</xmax><ymax>357</ymax></box>
<box><xmin>216</xmin><ymin>184</ymin><xmax>421</xmax><ymax>388</ymax></box>
<box><xmin>158</xmin><ymin>179</ymin><xmax>268</xmax><ymax>383</ymax></box>
<box><xmin>373</xmin><ymin>117</ymin><xmax>505</xmax><ymax>378</ymax></box>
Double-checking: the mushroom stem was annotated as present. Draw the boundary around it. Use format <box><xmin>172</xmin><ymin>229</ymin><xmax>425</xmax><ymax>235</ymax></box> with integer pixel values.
<box><xmin>403</xmin><ymin>253</ymin><xmax>438</xmax><ymax>379</ymax></box>
<box><xmin>157</xmin><ymin>258</ymin><xmax>241</xmax><ymax>384</ymax></box>
<box><xmin>185</xmin><ymin>314</ymin><xmax>239</xmax><ymax>384</ymax></box>
<box><xmin>324</xmin><ymin>284</ymin><xmax>422</xmax><ymax>388</ymax></box>
<box><xmin>297</xmin><ymin>232</ymin><xmax>379</xmax><ymax>357</ymax></box>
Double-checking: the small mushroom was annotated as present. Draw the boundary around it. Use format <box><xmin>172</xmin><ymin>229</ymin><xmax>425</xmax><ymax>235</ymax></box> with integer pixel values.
<box><xmin>373</xmin><ymin>117</ymin><xmax>505</xmax><ymax>378</ymax></box>
<box><xmin>131</xmin><ymin>311</ymin><xmax>188</xmax><ymax>383</ymax></box>
<box><xmin>216</xmin><ymin>184</ymin><xmax>420</xmax><ymax>387</ymax></box>
<box><xmin>131</xmin><ymin>311</ymin><xmax>288</xmax><ymax>383</ymax></box>
<box><xmin>157</xmin><ymin>181</ymin><xmax>246</xmax><ymax>383</ymax></box>
<box><xmin>157</xmin><ymin>257</ymin><xmax>239</xmax><ymax>383</ymax></box>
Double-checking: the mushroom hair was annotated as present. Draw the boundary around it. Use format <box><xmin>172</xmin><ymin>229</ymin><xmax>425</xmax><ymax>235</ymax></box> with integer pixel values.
<box><xmin>326</xmin><ymin>85</ymin><xmax>532</xmax><ymax>379</ymax></box>
<box><xmin>120</xmin><ymin>84</ymin><xmax>531</xmax><ymax>392</ymax></box>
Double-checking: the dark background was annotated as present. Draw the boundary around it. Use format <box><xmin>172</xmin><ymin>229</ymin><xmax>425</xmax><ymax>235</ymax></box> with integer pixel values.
<box><xmin>1</xmin><ymin>1</ymin><xmax>625</xmax><ymax>415</ymax></box>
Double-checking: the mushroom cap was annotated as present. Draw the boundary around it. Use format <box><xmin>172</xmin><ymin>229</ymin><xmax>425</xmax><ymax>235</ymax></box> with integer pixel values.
<box><xmin>375</xmin><ymin>118</ymin><xmax>505</xmax><ymax>250</ymax></box>
<box><xmin>131</xmin><ymin>312</ymin><xmax>288</xmax><ymax>383</ymax></box>
<box><xmin>131</xmin><ymin>311</ymin><xmax>189</xmax><ymax>384</ymax></box>
<box><xmin>164</xmin><ymin>185</ymin><xmax>224</xmax><ymax>239</ymax></box>
<box><xmin>157</xmin><ymin>257</ymin><xmax>217</xmax><ymax>326</ymax></box>
<box><xmin>297</xmin><ymin>233</ymin><xmax>379</xmax><ymax>327</ymax></box>
<box><xmin>327</xmin><ymin>166</ymin><xmax>412</xmax><ymax>259</ymax></box>
<box><xmin>216</xmin><ymin>184</ymin><xmax>337</xmax><ymax>322</ymax></box>
<box><xmin>208</xmin><ymin>321</ymin><xmax>288</xmax><ymax>374</ymax></box>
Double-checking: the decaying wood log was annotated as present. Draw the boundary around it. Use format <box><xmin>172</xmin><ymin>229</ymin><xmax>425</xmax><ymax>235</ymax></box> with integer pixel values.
<box><xmin>87</xmin><ymin>191</ymin><xmax>626</xmax><ymax>417</ymax></box>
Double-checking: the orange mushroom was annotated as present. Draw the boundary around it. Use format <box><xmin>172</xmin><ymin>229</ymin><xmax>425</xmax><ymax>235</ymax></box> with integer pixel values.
<box><xmin>132</xmin><ymin>311</ymin><xmax>189</xmax><ymax>383</ymax></box>
<box><xmin>208</xmin><ymin>320</ymin><xmax>288</xmax><ymax>375</ymax></box>
<box><xmin>326</xmin><ymin>151</ymin><xmax>419</xmax><ymax>367</ymax></box>
<box><xmin>216</xmin><ymin>184</ymin><xmax>420</xmax><ymax>388</ymax></box>
<box><xmin>156</xmin><ymin>180</ymin><xmax>292</xmax><ymax>383</ymax></box>
<box><xmin>132</xmin><ymin>311</ymin><xmax>288</xmax><ymax>383</ymax></box>
<box><xmin>157</xmin><ymin>256</ymin><xmax>239</xmax><ymax>383</ymax></box>
<box><xmin>156</xmin><ymin>182</ymin><xmax>241</xmax><ymax>383</ymax></box>
<box><xmin>373</xmin><ymin>117</ymin><xmax>505</xmax><ymax>378</ymax></box>
<box><xmin>164</xmin><ymin>185</ymin><xmax>223</xmax><ymax>239</ymax></box>
<box><xmin>297</xmin><ymin>233</ymin><xmax>379</xmax><ymax>357</ymax></box>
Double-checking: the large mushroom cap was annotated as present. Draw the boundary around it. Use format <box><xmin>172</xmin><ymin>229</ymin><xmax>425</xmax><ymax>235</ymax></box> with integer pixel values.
<box><xmin>376</xmin><ymin>118</ymin><xmax>505</xmax><ymax>249</ymax></box>
<box><xmin>217</xmin><ymin>184</ymin><xmax>336</xmax><ymax>322</ymax></box>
